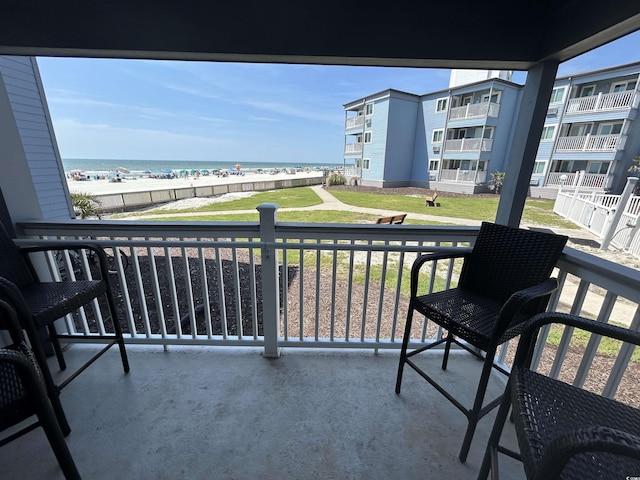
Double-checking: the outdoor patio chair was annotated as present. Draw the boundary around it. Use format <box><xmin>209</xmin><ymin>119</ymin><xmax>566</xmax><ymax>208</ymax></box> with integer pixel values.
<box><xmin>478</xmin><ymin>312</ymin><xmax>640</xmax><ymax>479</ymax></box>
<box><xmin>395</xmin><ymin>221</ymin><xmax>567</xmax><ymax>462</ymax></box>
<box><xmin>0</xmin><ymin>299</ymin><xmax>82</xmax><ymax>479</ymax></box>
<box><xmin>0</xmin><ymin>220</ymin><xmax>129</xmax><ymax>434</ymax></box>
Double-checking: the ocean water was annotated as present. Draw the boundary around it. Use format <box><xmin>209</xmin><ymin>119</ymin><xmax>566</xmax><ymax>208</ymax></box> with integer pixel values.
<box><xmin>62</xmin><ymin>158</ymin><xmax>344</xmax><ymax>175</ymax></box>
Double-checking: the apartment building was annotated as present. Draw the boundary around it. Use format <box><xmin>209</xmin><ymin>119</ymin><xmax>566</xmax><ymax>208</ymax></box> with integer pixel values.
<box><xmin>343</xmin><ymin>62</ymin><xmax>640</xmax><ymax>196</ymax></box>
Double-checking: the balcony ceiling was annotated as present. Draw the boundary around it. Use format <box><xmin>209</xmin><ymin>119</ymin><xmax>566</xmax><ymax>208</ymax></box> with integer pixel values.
<box><xmin>1</xmin><ymin>0</ymin><xmax>640</xmax><ymax>70</ymax></box>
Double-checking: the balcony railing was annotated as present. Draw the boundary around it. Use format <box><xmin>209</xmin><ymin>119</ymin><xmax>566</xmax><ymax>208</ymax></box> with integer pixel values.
<box><xmin>565</xmin><ymin>90</ymin><xmax>638</xmax><ymax>115</ymax></box>
<box><xmin>555</xmin><ymin>134</ymin><xmax>627</xmax><ymax>152</ymax></box>
<box><xmin>19</xmin><ymin>213</ymin><xmax>640</xmax><ymax>406</ymax></box>
<box><xmin>345</xmin><ymin>116</ymin><xmax>364</xmax><ymax>130</ymax></box>
<box><xmin>545</xmin><ymin>172</ymin><xmax>607</xmax><ymax>189</ymax></box>
<box><xmin>438</xmin><ymin>168</ymin><xmax>488</xmax><ymax>184</ymax></box>
<box><xmin>344</xmin><ymin>143</ymin><xmax>363</xmax><ymax>154</ymax></box>
<box><xmin>443</xmin><ymin>138</ymin><xmax>493</xmax><ymax>153</ymax></box>
<box><xmin>448</xmin><ymin>102</ymin><xmax>500</xmax><ymax>121</ymax></box>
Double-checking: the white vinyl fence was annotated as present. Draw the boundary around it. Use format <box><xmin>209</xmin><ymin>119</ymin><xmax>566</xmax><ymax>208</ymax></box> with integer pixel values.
<box><xmin>554</xmin><ymin>178</ymin><xmax>640</xmax><ymax>259</ymax></box>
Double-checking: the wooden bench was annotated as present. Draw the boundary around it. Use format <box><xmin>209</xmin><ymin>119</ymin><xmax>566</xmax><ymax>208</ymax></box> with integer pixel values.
<box><xmin>425</xmin><ymin>192</ymin><xmax>439</xmax><ymax>207</ymax></box>
<box><xmin>375</xmin><ymin>213</ymin><xmax>407</xmax><ymax>225</ymax></box>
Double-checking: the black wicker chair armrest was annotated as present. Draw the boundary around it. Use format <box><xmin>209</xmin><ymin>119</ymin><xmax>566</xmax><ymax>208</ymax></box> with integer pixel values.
<box><xmin>514</xmin><ymin>312</ymin><xmax>640</xmax><ymax>367</ymax></box>
<box><xmin>534</xmin><ymin>426</ymin><xmax>640</xmax><ymax>480</ymax></box>
<box><xmin>0</xmin><ymin>298</ymin><xmax>24</xmax><ymax>344</ymax></box>
<box><xmin>409</xmin><ymin>248</ymin><xmax>472</xmax><ymax>297</ymax></box>
<box><xmin>19</xmin><ymin>242</ymin><xmax>111</xmax><ymax>280</ymax></box>
<box><xmin>494</xmin><ymin>278</ymin><xmax>559</xmax><ymax>335</ymax></box>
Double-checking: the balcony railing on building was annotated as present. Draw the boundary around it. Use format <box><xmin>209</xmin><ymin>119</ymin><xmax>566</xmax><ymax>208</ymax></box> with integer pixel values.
<box><xmin>443</xmin><ymin>138</ymin><xmax>493</xmax><ymax>153</ymax></box>
<box><xmin>344</xmin><ymin>143</ymin><xmax>363</xmax><ymax>155</ymax></box>
<box><xmin>555</xmin><ymin>134</ymin><xmax>627</xmax><ymax>152</ymax></box>
<box><xmin>438</xmin><ymin>168</ymin><xmax>488</xmax><ymax>184</ymax></box>
<box><xmin>545</xmin><ymin>171</ymin><xmax>607</xmax><ymax>189</ymax></box>
<box><xmin>448</xmin><ymin>102</ymin><xmax>500</xmax><ymax>121</ymax></box>
<box><xmin>564</xmin><ymin>89</ymin><xmax>639</xmax><ymax>115</ymax></box>
<box><xmin>19</xmin><ymin>214</ymin><xmax>640</xmax><ymax>408</ymax></box>
<box><xmin>345</xmin><ymin>116</ymin><xmax>365</xmax><ymax>130</ymax></box>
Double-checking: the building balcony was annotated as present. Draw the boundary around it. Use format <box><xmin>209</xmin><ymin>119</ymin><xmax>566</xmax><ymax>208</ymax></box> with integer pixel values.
<box><xmin>344</xmin><ymin>142</ymin><xmax>364</xmax><ymax>155</ymax></box>
<box><xmin>5</xmin><ymin>216</ymin><xmax>640</xmax><ymax>478</ymax></box>
<box><xmin>564</xmin><ymin>90</ymin><xmax>639</xmax><ymax>115</ymax></box>
<box><xmin>555</xmin><ymin>134</ymin><xmax>627</xmax><ymax>152</ymax></box>
<box><xmin>438</xmin><ymin>168</ymin><xmax>488</xmax><ymax>184</ymax></box>
<box><xmin>345</xmin><ymin>115</ymin><xmax>365</xmax><ymax>130</ymax></box>
<box><xmin>448</xmin><ymin>102</ymin><xmax>500</xmax><ymax>121</ymax></box>
<box><xmin>444</xmin><ymin>138</ymin><xmax>493</xmax><ymax>153</ymax></box>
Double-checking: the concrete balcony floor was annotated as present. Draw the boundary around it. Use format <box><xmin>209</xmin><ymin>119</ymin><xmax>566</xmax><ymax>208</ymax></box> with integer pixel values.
<box><xmin>1</xmin><ymin>345</ymin><xmax>525</xmax><ymax>479</ymax></box>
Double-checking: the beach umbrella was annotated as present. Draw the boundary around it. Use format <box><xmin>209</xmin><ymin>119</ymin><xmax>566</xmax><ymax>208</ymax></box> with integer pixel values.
<box><xmin>179</xmin><ymin>169</ymin><xmax>187</xmax><ymax>174</ymax></box>
<box><xmin>116</xmin><ymin>167</ymin><xmax>130</xmax><ymax>174</ymax></box>
<box><xmin>162</xmin><ymin>168</ymin><xmax>172</xmax><ymax>173</ymax></box>
<box><xmin>190</xmin><ymin>169</ymin><xmax>198</xmax><ymax>174</ymax></box>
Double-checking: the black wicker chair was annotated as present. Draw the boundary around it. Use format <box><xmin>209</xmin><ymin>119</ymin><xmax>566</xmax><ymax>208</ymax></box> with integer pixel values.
<box><xmin>0</xmin><ymin>299</ymin><xmax>82</xmax><ymax>479</ymax></box>
<box><xmin>478</xmin><ymin>312</ymin><xmax>640</xmax><ymax>479</ymax></box>
<box><xmin>0</xmin><ymin>221</ymin><xmax>129</xmax><ymax>435</ymax></box>
<box><xmin>395</xmin><ymin>221</ymin><xmax>568</xmax><ymax>462</ymax></box>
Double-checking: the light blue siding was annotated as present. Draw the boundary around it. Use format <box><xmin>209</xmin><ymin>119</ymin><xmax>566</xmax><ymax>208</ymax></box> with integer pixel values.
<box><xmin>0</xmin><ymin>56</ymin><xmax>72</xmax><ymax>220</ymax></box>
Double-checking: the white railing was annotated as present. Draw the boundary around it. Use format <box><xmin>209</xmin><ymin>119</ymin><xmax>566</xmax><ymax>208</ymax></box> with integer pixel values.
<box><xmin>345</xmin><ymin>116</ymin><xmax>364</xmax><ymax>130</ymax></box>
<box><xmin>439</xmin><ymin>169</ymin><xmax>487</xmax><ymax>184</ymax></box>
<box><xmin>448</xmin><ymin>102</ymin><xmax>500</xmax><ymax>121</ymax></box>
<box><xmin>555</xmin><ymin>134</ymin><xmax>627</xmax><ymax>152</ymax></box>
<box><xmin>565</xmin><ymin>90</ymin><xmax>636</xmax><ymax>114</ymax></box>
<box><xmin>19</xmin><ymin>215</ymin><xmax>640</xmax><ymax>405</ymax></box>
<box><xmin>443</xmin><ymin>138</ymin><xmax>493</xmax><ymax>152</ymax></box>
<box><xmin>545</xmin><ymin>172</ymin><xmax>607</xmax><ymax>189</ymax></box>
<box><xmin>344</xmin><ymin>143</ymin><xmax>363</xmax><ymax>154</ymax></box>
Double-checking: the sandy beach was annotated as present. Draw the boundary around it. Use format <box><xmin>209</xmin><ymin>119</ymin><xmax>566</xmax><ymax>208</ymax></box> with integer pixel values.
<box><xmin>66</xmin><ymin>170</ymin><xmax>325</xmax><ymax>196</ymax></box>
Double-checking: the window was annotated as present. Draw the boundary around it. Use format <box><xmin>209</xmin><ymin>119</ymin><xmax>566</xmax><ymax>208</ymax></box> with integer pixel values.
<box><xmin>579</xmin><ymin>85</ymin><xmax>595</xmax><ymax>97</ymax></box>
<box><xmin>588</xmin><ymin>161</ymin><xmax>610</xmax><ymax>174</ymax></box>
<box><xmin>462</xmin><ymin>96</ymin><xmax>472</xmax><ymax>106</ymax></box>
<box><xmin>432</xmin><ymin>129</ymin><xmax>444</xmax><ymax>143</ymax></box>
<box><xmin>436</xmin><ymin>97</ymin><xmax>448</xmax><ymax>112</ymax></box>
<box><xmin>365</xmin><ymin>103</ymin><xmax>374</xmax><ymax>115</ymax></box>
<box><xmin>550</xmin><ymin>87</ymin><xmax>565</xmax><ymax>103</ymax></box>
<box><xmin>611</xmin><ymin>81</ymin><xmax>637</xmax><ymax>93</ymax></box>
<box><xmin>362</xmin><ymin>158</ymin><xmax>371</xmax><ymax>170</ymax></box>
<box><xmin>541</xmin><ymin>125</ymin><xmax>556</xmax><ymax>140</ymax></box>
<box><xmin>429</xmin><ymin>160</ymin><xmax>439</xmax><ymax>171</ymax></box>
<box><xmin>482</xmin><ymin>91</ymin><xmax>501</xmax><ymax>103</ymax></box>
<box><xmin>483</xmin><ymin>127</ymin><xmax>495</xmax><ymax>139</ymax></box>
<box><xmin>598</xmin><ymin>122</ymin><xmax>622</xmax><ymax>135</ymax></box>
<box><xmin>364</xmin><ymin>131</ymin><xmax>372</xmax><ymax>143</ymax></box>
<box><xmin>533</xmin><ymin>161</ymin><xmax>545</xmax><ymax>174</ymax></box>
<box><xmin>355</xmin><ymin>159</ymin><xmax>361</xmax><ymax>168</ymax></box>
<box><xmin>365</xmin><ymin>119</ymin><xmax>372</xmax><ymax>128</ymax></box>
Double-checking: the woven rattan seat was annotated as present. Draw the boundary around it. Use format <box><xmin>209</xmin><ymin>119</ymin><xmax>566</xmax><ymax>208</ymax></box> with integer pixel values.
<box><xmin>0</xmin><ymin>220</ymin><xmax>129</xmax><ymax>435</ymax></box>
<box><xmin>0</xmin><ymin>299</ymin><xmax>81</xmax><ymax>479</ymax></box>
<box><xmin>396</xmin><ymin>221</ymin><xmax>568</xmax><ymax>462</ymax></box>
<box><xmin>479</xmin><ymin>312</ymin><xmax>640</xmax><ymax>479</ymax></box>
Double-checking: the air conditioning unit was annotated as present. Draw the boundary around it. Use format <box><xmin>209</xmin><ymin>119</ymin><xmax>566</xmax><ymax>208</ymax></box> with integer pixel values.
<box><xmin>433</xmin><ymin>145</ymin><xmax>441</xmax><ymax>153</ymax></box>
<box><xmin>547</xmin><ymin>107</ymin><xmax>558</xmax><ymax>116</ymax></box>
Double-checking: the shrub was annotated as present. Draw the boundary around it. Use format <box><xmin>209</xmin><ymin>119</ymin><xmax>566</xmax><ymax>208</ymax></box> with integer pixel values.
<box><xmin>488</xmin><ymin>171</ymin><xmax>505</xmax><ymax>194</ymax></box>
<box><xmin>326</xmin><ymin>172</ymin><xmax>346</xmax><ymax>186</ymax></box>
<box><xmin>71</xmin><ymin>192</ymin><xmax>102</xmax><ymax>219</ymax></box>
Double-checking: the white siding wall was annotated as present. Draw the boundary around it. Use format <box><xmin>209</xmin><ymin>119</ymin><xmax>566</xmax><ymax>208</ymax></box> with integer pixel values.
<box><xmin>0</xmin><ymin>56</ymin><xmax>72</xmax><ymax>220</ymax></box>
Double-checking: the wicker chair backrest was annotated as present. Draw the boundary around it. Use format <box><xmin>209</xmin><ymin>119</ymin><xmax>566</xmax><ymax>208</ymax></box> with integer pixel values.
<box><xmin>0</xmin><ymin>221</ymin><xmax>36</xmax><ymax>288</ymax></box>
<box><xmin>459</xmin><ymin>222</ymin><xmax>567</xmax><ymax>304</ymax></box>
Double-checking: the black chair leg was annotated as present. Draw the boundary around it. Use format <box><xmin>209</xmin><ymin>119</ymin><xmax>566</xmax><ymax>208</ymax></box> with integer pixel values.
<box><xmin>105</xmin><ymin>288</ymin><xmax>129</xmax><ymax>373</ymax></box>
<box><xmin>395</xmin><ymin>307</ymin><xmax>414</xmax><ymax>394</ymax></box>
<box><xmin>477</xmin><ymin>379</ymin><xmax>513</xmax><ymax>480</ymax></box>
<box><xmin>442</xmin><ymin>332</ymin><xmax>453</xmax><ymax>370</ymax></box>
<box><xmin>47</xmin><ymin>324</ymin><xmax>67</xmax><ymax>371</ymax></box>
<box><xmin>459</xmin><ymin>349</ymin><xmax>497</xmax><ymax>462</ymax></box>
<box><xmin>38</xmin><ymin>390</ymin><xmax>82</xmax><ymax>479</ymax></box>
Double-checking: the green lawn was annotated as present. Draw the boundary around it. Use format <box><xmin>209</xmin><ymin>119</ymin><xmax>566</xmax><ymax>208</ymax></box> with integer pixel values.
<box><xmin>123</xmin><ymin>185</ymin><xmax>576</xmax><ymax>229</ymax></box>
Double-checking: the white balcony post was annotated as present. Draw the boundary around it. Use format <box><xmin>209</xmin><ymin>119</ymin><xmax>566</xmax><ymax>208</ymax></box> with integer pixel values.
<box><xmin>602</xmin><ymin>177</ymin><xmax>638</xmax><ymax>250</ymax></box>
<box><xmin>257</xmin><ymin>203</ymin><xmax>281</xmax><ymax>358</ymax></box>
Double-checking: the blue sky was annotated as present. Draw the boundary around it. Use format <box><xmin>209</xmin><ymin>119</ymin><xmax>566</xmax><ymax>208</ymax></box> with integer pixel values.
<box><xmin>36</xmin><ymin>30</ymin><xmax>640</xmax><ymax>164</ymax></box>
